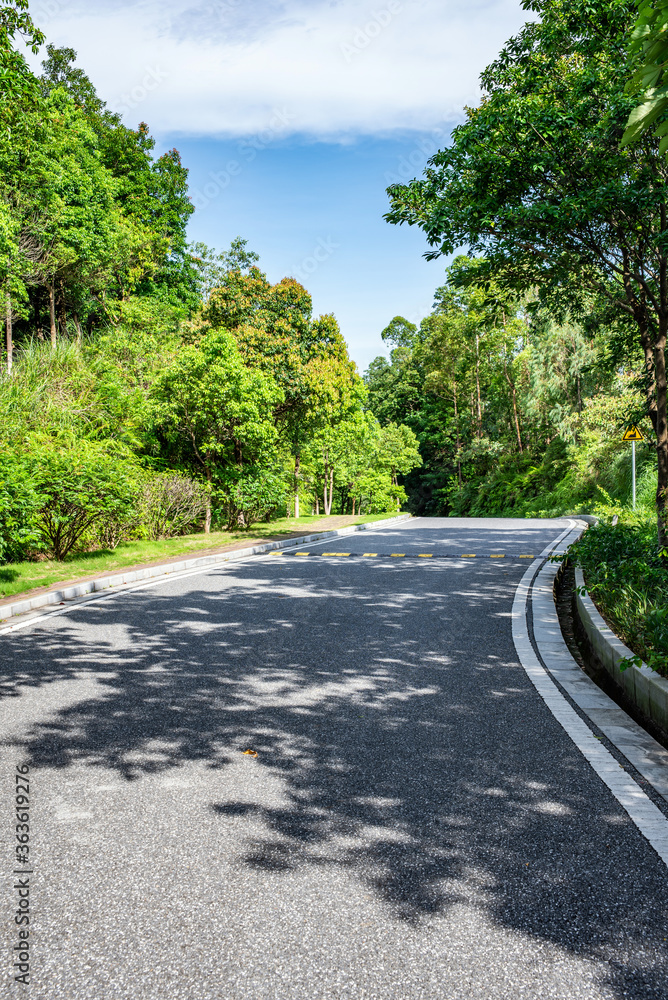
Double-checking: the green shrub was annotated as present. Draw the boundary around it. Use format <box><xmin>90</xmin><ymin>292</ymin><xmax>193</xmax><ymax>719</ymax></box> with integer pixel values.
<box><xmin>30</xmin><ymin>439</ymin><xmax>142</xmax><ymax>561</ymax></box>
<box><xmin>138</xmin><ymin>473</ymin><xmax>208</xmax><ymax>540</ymax></box>
<box><xmin>218</xmin><ymin>468</ymin><xmax>285</xmax><ymax>530</ymax></box>
<box><xmin>354</xmin><ymin>471</ymin><xmax>406</xmax><ymax>514</ymax></box>
<box><xmin>568</xmin><ymin>514</ymin><xmax>668</xmax><ymax>676</ymax></box>
<box><xmin>0</xmin><ymin>451</ymin><xmax>43</xmax><ymax>563</ymax></box>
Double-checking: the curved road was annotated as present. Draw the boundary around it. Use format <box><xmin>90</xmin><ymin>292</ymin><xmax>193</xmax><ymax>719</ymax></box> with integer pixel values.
<box><xmin>1</xmin><ymin>517</ymin><xmax>667</xmax><ymax>999</ymax></box>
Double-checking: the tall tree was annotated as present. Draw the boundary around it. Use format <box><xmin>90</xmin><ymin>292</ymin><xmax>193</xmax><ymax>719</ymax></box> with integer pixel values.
<box><xmin>153</xmin><ymin>329</ymin><xmax>282</xmax><ymax>531</ymax></box>
<box><xmin>386</xmin><ymin>0</ymin><xmax>668</xmax><ymax>546</ymax></box>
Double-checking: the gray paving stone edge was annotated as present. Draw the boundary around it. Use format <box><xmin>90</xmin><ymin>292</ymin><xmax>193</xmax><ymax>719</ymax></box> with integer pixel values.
<box><xmin>517</xmin><ymin>520</ymin><xmax>668</xmax><ymax>865</ymax></box>
<box><xmin>0</xmin><ymin>514</ymin><xmax>411</xmax><ymax>624</ymax></box>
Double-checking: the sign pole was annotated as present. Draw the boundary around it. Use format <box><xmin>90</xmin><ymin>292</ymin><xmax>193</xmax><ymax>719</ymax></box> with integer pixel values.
<box><xmin>622</xmin><ymin>426</ymin><xmax>643</xmax><ymax>508</ymax></box>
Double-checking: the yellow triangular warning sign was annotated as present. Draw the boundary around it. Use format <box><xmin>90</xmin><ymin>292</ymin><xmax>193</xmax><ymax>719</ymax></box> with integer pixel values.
<box><xmin>622</xmin><ymin>426</ymin><xmax>644</xmax><ymax>442</ymax></box>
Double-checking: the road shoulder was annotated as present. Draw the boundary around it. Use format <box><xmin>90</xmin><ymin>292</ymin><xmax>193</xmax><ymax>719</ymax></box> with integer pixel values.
<box><xmin>513</xmin><ymin>519</ymin><xmax>668</xmax><ymax>866</ymax></box>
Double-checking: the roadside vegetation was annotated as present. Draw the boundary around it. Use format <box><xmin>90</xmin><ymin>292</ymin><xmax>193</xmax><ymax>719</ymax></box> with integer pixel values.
<box><xmin>0</xmin><ymin>5</ymin><xmax>421</xmax><ymax>579</ymax></box>
<box><xmin>568</xmin><ymin>508</ymin><xmax>668</xmax><ymax>677</ymax></box>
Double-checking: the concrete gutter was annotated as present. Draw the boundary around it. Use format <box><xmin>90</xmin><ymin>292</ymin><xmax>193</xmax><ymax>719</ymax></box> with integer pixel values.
<box><xmin>574</xmin><ymin>566</ymin><xmax>668</xmax><ymax>736</ymax></box>
<box><xmin>0</xmin><ymin>514</ymin><xmax>411</xmax><ymax>623</ymax></box>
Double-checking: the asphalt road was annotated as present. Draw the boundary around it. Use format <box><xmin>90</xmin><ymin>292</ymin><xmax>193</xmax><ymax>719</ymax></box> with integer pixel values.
<box><xmin>1</xmin><ymin>516</ymin><xmax>667</xmax><ymax>999</ymax></box>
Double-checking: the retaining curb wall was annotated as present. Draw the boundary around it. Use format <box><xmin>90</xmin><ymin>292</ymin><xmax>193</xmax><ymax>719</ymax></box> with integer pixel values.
<box><xmin>574</xmin><ymin>566</ymin><xmax>668</xmax><ymax>735</ymax></box>
<box><xmin>0</xmin><ymin>514</ymin><xmax>411</xmax><ymax>623</ymax></box>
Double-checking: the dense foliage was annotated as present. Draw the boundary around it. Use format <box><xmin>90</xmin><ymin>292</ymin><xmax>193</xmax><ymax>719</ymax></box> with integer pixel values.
<box><xmin>623</xmin><ymin>0</ymin><xmax>668</xmax><ymax>153</ymax></box>
<box><xmin>386</xmin><ymin>0</ymin><xmax>668</xmax><ymax>547</ymax></box>
<box><xmin>364</xmin><ymin>256</ymin><xmax>649</xmax><ymax>517</ymax></box>
<box><xmin>568</xmin><ymin>515</ymin><xmax>668</xmax><ymax>675</ymax></box>
<box><xmin>0</xmin><ymin>8</ymin><xmax>420</xmax><ymax>563</ymax></box>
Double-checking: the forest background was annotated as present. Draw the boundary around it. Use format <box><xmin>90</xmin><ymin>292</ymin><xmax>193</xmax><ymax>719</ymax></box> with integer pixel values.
<box><xmin>0</xmin><ymin>0</ymin><xmax>666</xmax><ymax>667</ymax></box>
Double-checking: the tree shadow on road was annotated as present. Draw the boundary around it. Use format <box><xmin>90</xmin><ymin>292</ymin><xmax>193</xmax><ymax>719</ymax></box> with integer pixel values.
<box><xmin>1</xmin><ymin>556</ymin><xmax>666</xmax><ymax>998</ymax></box>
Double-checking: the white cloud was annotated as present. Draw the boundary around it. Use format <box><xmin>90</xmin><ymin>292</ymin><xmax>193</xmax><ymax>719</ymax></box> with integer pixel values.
<box><xmin>30</xmin><ymin>0</ymin><xmax>534</xmax><ymax>137</ymax></box>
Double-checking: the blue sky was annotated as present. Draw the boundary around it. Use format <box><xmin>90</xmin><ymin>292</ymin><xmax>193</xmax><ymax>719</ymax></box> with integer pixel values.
<box><xmin>29</xmin><ymin>0</ymin><xmax>533</xmax><ymax>370</ymax></box>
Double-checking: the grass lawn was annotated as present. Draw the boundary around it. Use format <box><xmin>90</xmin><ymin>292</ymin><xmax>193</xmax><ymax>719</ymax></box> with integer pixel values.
<box><xmin>0</xmin><ymin>512</ymin><xmax>404</xmax><ymax>602</ymax></box>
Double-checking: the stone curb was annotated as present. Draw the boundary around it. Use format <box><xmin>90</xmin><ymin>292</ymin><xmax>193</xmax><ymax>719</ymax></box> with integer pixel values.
<box><xmin>529</xmin><ymin>521</ymin><xmax>668</xmax><ymax>810</ymax></box>
<box><xmin>574</xmin><ymin>566</ymin><xmax>668</xmax><ymax>735</ymax></box>
<box><xmin>0</xmin><ymin>514</ymin><xmax>412</xmax><ymax>623</ymax></box>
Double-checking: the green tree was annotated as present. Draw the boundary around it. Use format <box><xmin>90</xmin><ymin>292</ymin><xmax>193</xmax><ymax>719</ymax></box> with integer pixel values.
<box><xmin>153</xmin><ymin>329</ymin><xmax>282</xmax><ymax>531</ymax></box>
<box><xmin>386</xmin><ymin>0</ymin><xmax>668</xmax><ymax>545</ymax></box>
<box><xmin>381</xmin><ymin>315</ymin><xmax>417</xmax><ymax>349</ymax></box>
<box><xmin>623</xmin><ymin>0</ymin><xmax>668</xmax><ymax>152</ymax></box>
<box><xmin>201</xmin><ymin>260</ymin><xmax>360</xmax><ymax>518</ymax></box>
<box><xmin>40</xmin><ymin>44</ymin><xmax>104</xmax><ymax>112</ymax></box>
<box><xmin>377</xmin><ymin>422</ymin><xmax>422</xmax><ymax>487</ymax></box>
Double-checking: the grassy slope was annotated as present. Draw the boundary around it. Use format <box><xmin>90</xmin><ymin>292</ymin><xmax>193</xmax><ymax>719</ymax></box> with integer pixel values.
<box><xmin>0</xmin><ymin>513</ymin><xmax>402</xmax><ymax>602</ymax></box>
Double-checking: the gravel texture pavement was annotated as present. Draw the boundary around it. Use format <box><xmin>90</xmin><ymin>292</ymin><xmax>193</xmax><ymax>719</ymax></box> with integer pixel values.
<box><xmin>1</xmin><ymin>517</ymin><xmax>667</xmax><ymax>999</ymax></box>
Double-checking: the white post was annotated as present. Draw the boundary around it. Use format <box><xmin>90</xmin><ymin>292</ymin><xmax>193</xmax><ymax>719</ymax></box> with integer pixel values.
<box><xmin>632</xmin><ymin>440</ymin><xmax>636</xmax><ymax>509</ymax></box>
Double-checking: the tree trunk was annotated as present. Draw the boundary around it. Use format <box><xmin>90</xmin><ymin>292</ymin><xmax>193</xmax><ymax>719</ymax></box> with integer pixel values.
<box><xmin>323</xmin><ymin>459</ymin><xmax>334</xmax><ymax>516</ymax></box>
<box><xmin>623</xmin><ymin>253</ymin><xmax>667</xmax><ymax>547</ymax></box>
<box><xmin>475</xmin><ymin>334</ymin><xmax>482</xmax><ymax>438</ymax></box>
<box><xmin>510</xmin><ymin>385</ymin><xmax>523</xmax><ymax>453</ymax></box>
<box><xmin>323</xmin><ymin>473</ymin><xmax>330</xmax><ymax>515</ymax></box>
<box><xmin>655</xmin><ymin>333</ymin><xmax>668</xmax><ymax>550</ymax></box>
<box><xmin>315</xmin><ymin>496</ymin><xmax>320</xmax><ymax>516</ymax></box>
<box><xmin>205</xmin><ymin>467</ymin><xmax>212</xmax><ymax>533</ymax></box>
<box><xmin>454</xmin><ymin>382</ymin><xmax>462</xmax><ymax>487</ymax></box>
<box><xmin>504</xmin><ymin>354</ymin><xmax>523</xmax><ymax>453</ymax></box>
<box><xmin>73</xmin><ymin>312</ymin><xmax>83</xmax><ymax>345</ymax></box>
<box><xmin>29</xmin><ymin>287</ymin><xmax>41</xmax><ymax>341</ymax></box>
<box><xmin>5</xmin><ymin>288</ymin><xmax>12</xmax><ymax>374</ymax></box>
<box><xmin>294</xmin><ymin>452</ymin><xmax>300</xmax><ymax>519</ymax></box>
<box><xmin>58</xmin><ymin>281</ymin><xmax>67</xmax><ymax>338</ymax></box>
<box><xmin>49</xmin><ymin>282</ymin><xmax>57</xmax><ymax>347</ymax></box>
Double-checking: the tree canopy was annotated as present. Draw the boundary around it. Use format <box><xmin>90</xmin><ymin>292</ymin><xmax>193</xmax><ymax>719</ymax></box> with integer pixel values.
<box><xmin>386</xmin><ymin>0</ymin><xmax>668</xmax><ymax>544</ymax></box>
<box><xmin>623</xmin><ymin>0</ymin><xmax>668</xmax><ymax>152</ymax></box>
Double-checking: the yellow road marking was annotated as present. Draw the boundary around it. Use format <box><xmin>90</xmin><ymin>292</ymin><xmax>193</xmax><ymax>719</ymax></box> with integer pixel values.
<box><xmin>490</xmin><ymin>554</ymin><xmax>505</xmax><ymax>558</ymax></box>
<box><xmin>270</xmin><ymin>551</ymin><xmax>283</xmax><ymax>556</ymax></box>
<box><xmin>390</xmin><ymin>553</ymin><xmax>406</xmax><ymax>557</ymax></box>
<box><xmin>461</xmin><ymin>554</ymin><xmax>476</xmax><ymax>558</ymax></box>
<box><xmin>418</xmin><ymin>554</ymin><xmax>433</xmax><ymax>558</ymax></box>
<box><xmin>294</xmin><ymin>551</ymin><xmax>310</xmax><ymax>556</ymax></box>
<box><xmin>362</xmin><ymin>553</ymin><xmax>377</xmax><ymax>557</ymax></box>
<box><xmin>519</xmin><ymin>554</ymin><xmax>535</xmax><ymax>558</ymax></box>
<box><xmin>321</xmin><ymin>552</ymin><xmax>350</xmax><ymax>556</ymax></box>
